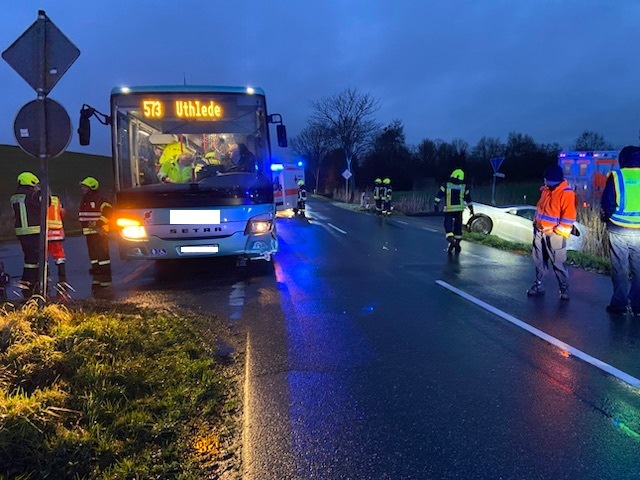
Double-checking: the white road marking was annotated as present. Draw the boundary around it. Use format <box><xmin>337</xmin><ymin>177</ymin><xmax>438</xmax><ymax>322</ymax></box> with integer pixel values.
<box><xmin>327</xmin><ymin>223</ymin><xmax>347</xmax><ymax>235</ymax></box>
<box><xmin>396</xmin><ymin>220</ymin><xmax>409</xmax><ymax>225</ymax></box>
<box><xmin>436</xmin><ymin>280</ymin><xmax>640</xmax><ymax>390</ymax></box>
<box><xmin>422</xmin><ymin>227</ymin><xmax>440</xmax><ymax>233</ymax></box>
<box><xmin>229</xmin><ymin>281</ymin><xmax>246</xmax><ymax>307</ymax></box>
<box><xmin>120</xmin><ymin>262</ymin><xmax>153</xmax><ymax>284</ymax></box>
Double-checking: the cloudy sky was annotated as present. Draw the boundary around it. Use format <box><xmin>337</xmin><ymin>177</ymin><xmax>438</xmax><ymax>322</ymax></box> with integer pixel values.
<box><xmin>1</xmin><ymin>0</ymin><xmax>639</xmax><ymax>158</ymax></box>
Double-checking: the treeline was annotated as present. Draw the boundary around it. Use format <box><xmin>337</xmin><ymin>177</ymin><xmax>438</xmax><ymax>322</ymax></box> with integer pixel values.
<box><xmin>289</xmin><ymin>88</ymin><xmax>616</xmax><ymax>193</ymax></box>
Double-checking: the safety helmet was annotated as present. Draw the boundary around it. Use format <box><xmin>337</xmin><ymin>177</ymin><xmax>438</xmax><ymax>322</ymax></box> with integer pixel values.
<box><xmin>451</xmin><ymin>169</ymin><xmax>465</xmax><ymax>181</ymax></box>
<box><xmin>80</xmin><ymin>176</ymin><xmax>99</xmax><ymax>190</ymax></box>
<box><xmin>374</xmin><ymin>178</ymin><xmax>382</xmax><ymax>184</ymax></box>
<box><xmin>383</xmin><ymin>178</ymin><xmax>391</xmax><ymax>185</ymax></box>
<box><xmin>298</xmin><ymin>180</ymin><xmax>305</xmax><ymax>186</ymax></box>
<box><xmin>17</xmin><ymin>172</ymin><xmax>40</xmax><ymax>187</ymax></box>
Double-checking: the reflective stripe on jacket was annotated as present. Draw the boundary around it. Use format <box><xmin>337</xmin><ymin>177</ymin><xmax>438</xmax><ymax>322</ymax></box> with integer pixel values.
<box><xmin>435</xmin><ymin>178</ymin><xmax>472</xmax><ymax>213</ymax></box>
<box><xmin>534</xmin><ymin>179</ymin><xmax>576</xmax><ymax>238</ymax></box>
<box><xmin>79</xmin><ymin>190</ymin><xmax>113</xmax><ymax>235</ymax></box>
<box><xmin>610</xmin><ymin>168</ymin><xmax>640</xmax><ymax>228</ymax></box>
<box><xmin>373</xmin><ymin>185</ymin><xmax>382</xmax><ymax>200</ymax></box>
<box><xmin>11</xmin><ymin>186</ymin><xmax>41</xmax><ymax>236</ymax></box>
<box><xmin>383</xmin><ymin>186</ymin><xmax>392</xmax><ymax>201</ymax></box>
<box><xmin>47</xmin><ymin>196</ymin><xmax>65</xmax><ymax>241</ymax></box>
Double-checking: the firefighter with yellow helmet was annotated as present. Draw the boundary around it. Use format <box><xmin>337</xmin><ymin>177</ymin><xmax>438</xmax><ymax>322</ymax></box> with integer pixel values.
<box><xmin>382</xmin><ymin>178</ymin><xmax>393</xmax><ymax>216</ymax></box>
<box><xmin>10</xmin><ymin>172</ymin><xmax>42</xmax><ymax>297</ymax></box>
<box><xmin>434</xmin><ymin>168</ymin><xmax>474</xmax><ymax>253</ymax></box>
<box><xmin>373</xmin><ymin>178</ymin><xmax>383</xmax><ymax>215</ymax></box>
<box><xmin>79</xmin><ymin>177</ymin><xmax>114</xmax><ymax>297</ymax></box>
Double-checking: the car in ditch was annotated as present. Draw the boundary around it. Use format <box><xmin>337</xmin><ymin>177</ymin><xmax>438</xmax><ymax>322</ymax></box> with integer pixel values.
<box><xmin>462</xmin><ymin>203</ymin><xmax>586</xmax><ymax>251</ymax></box>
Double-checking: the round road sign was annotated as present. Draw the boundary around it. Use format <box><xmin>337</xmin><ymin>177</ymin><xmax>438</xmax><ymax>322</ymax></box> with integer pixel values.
<box><xmin>13</xmin><ymin>97</ymin><xmax>72</xmax><ymax>158</ymax></box>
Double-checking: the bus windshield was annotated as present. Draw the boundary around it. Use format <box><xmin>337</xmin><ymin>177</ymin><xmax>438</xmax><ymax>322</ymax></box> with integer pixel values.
<box><xmin>111</xmin><ymin>90</ymin><xmax>271</xmax><ymax>191</ymax></box>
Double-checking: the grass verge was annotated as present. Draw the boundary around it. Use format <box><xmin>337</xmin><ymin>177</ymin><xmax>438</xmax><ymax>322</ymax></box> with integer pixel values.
<box><xmin>463</xmin><ymin>231</ymin><xmax>611</xmax><ymax>275</ymax></box>
<box><xmin>0</xmin><ymin>300</ymin><xmax>240</xmax><ymax>479</ymax></box>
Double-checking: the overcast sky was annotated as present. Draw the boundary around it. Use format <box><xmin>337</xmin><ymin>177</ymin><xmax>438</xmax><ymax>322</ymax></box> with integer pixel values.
<box><xmin>2</xmin><ymin>0</ymin><xmax>640</xmax><ymax>159</ymax></box>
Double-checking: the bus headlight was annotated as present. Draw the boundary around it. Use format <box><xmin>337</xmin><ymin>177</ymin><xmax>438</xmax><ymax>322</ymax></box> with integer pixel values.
<box><xmin>117</xmin><ymin>218</ymin><xmax>148</xmax><ymax>241</ymax></box>
<box><xmin>245</xmin><ymin>213</ymin><xmax>274</xmax><ymax>235</ymax></box>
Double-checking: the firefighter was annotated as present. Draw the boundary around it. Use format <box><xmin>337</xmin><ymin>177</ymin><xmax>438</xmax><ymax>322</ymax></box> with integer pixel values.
<box><xmin>79</xmin><ymin>177</ymin><xmax>114</xmax><ymax>297</ymax></box>
<box><xmin>527</xmin><ymin>164</ymin><xmax>576</xmax><ymax>300</ymax></box>
<box><xmin>373</xmin><ymin>178</ymin><xmax>383</xmax><ymax>215</ymax></box>
<box><xmin>10</xmin><ymin>172</ymin><xmax>42</xmax><ymax>297</ymax></box>
<box><xmin>158</xmin><ymin>152</ymin><xmax>194</xmax><ymax>183</ymax></box>
<box><xmin>434</xmin><ymin>169</ymin><xmax>473</xmax><ymax>253</ymax></box>
<box><xmin>382</xmin><ymin>178</ymin><xmax>393</xmax><ymax>216</ymax></box>
<box><xmin>297</xmin><ymin>180</ymin><xmax>307</xmax><ymax>215</ymax></box>
<box><xmin>47</xmin><ymin>194</ymin><xmax>69</xmax><ymax>290</ymax></box>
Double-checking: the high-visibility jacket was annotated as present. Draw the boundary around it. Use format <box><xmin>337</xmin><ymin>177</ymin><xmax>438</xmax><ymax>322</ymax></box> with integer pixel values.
<box><xmin>534</xmin><ymin>179</ymin><xmax>576</xmax><ymax>238</ymax></box>
<box><xmin>10</xmin><ymin>185</ymin><xmax>41</xmax><ymax>236</ymax></box>
<box><xmin>79</xmin><ymin>190</ymin><xmax>113</xmax><ymax>235</ymax></box>
<box><xmin>383</xmin><ymin>185</ymin><xmax>392</xmax><ymax>201</ymax></box>
<box><xmin>373</xmin><ymin>185</ymin><xmax>383</xmax><ymax>200</ymax></box>
<box><xmin>608</xmin><ymin>168</ymin><xmax>640</xmax><ymax>229</ymax></box>
<box><xmin>158</xmin><ymin>142</ymin><xmax>184</xmax><ymax>165</ymax></box>
<box><xmin>47</xmin><ymin>195</ymin><xmax>65</xmax><ymax>241</ymax></box>
<box><xmin>298</xmin><ymin>187</ymin><xmax>307</xmax><ymax>202</ymax></box>
<box><xmin>158</xmin><ymin>159</ymin><xmax>194</xmax><ymax>183</ymax></box>
<box><xmin>435</xmin><ymin>178</ymin><xmax>472</xmax><ymax>213</ymax></box>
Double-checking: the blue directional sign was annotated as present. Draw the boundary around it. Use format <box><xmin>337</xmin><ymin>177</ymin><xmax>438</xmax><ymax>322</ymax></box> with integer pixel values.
<box><xmin>490</xmin><ymin>156</ymin><xmax>504</xmax><ymax>173</ymax></box>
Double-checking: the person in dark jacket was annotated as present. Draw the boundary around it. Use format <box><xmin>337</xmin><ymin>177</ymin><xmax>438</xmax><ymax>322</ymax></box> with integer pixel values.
<box><xmin>600</xmin><ymin>145</ymin><xmax>640</xmax><ymax>315</ymax></box>
<box><xmin>434</xmin><ymin>169</ymin><xmax>473</xmax><ymax>253</ymax></box>
<box><xmin>79</xmin><ymin>177</ymin><xmax>114</xmax><ymax>297</ymax></box>
<box><xmin>10</xmin><ymin>172</ymin><xmax>42</xmax><ymax>297</ymax></box>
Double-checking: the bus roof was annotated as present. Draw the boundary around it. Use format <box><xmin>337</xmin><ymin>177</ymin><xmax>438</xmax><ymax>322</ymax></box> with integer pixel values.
<box><xmin>110</xmin><ymin>85</ymin><xmax>266</xmax><ymax>96</ymax></box>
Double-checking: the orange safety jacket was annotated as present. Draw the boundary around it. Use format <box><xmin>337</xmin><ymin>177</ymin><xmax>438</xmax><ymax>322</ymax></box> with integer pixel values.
<box><xmin>534</xmin><ymin>179</ymin><xmax>577</xmax><ymax>238</ymax></box>
<box><xmin>47</xmin><ymin>196</ymin><xmax>65</xmax><ymax>241</ymax></box>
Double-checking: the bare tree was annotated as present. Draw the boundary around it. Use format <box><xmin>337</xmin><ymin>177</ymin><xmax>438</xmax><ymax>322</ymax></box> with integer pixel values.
<box><xmin>289</xmin><ymin>124</ymin><xmax>334</xmax><ymax>193</ymax></box>
<box><xmin>572</xmin><ymin>130</ymin><xmax>614</xmax><ymax>150</ymax></box>
<box><xmin>310</xmin><ymin>87</ymin><xmax>380</xmax><ymax>197</ymax></box>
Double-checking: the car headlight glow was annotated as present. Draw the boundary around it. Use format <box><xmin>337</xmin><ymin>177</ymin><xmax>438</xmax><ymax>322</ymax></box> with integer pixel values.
<box><xmin>121</xmin><ymin>225</ymin><xmax>148</xmax><ymax>241</ymax></box>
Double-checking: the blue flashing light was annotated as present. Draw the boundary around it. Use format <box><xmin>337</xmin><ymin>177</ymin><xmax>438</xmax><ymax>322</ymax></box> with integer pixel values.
<box><xmin>270</xmin><ymin>163</ymin><xmax>284</xmax><ymax>172</ymax></box>
<box><xmin>297</xmin><ymin>161</ymin><xmax>304</xmax><ymax>167</ymax></box>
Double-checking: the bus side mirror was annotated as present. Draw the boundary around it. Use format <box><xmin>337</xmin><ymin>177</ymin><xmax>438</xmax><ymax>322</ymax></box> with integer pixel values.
<box><xmin>277</xmin><ymin>124</ymin><xmax>287</xmax><ymax>148</ymax></box>
<box><xmin>78</xmin><ymin>105</ymin><xmax>93</xmax><ymax>146</ymax></box>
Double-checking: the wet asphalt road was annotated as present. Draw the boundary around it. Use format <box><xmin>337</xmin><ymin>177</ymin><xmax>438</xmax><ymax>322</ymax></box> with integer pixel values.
<box><xmin>1</xmin><ymin>197</ymin><xmax>639</xmax><ymax>479</ymax></box>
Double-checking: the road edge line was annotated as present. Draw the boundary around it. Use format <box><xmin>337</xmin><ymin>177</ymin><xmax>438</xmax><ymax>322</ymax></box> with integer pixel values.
<box><xmin>436</xmin><ymin>279</ymin><xmax>640</xmax><ymax>390</ymax></box>
<box><xmin>327</xmin><ymin>223</ymin><xmax>347</xmax><ymax>235</ymax></box>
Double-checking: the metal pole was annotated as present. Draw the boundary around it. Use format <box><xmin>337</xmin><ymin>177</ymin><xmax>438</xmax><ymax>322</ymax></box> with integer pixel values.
<box><xmin>36</xmin><ymin>10</ymin><xmax>49</xmax><ymax>299</ymax></box>
<box><xmin>491</xmin><ymin>174</ymin><xmax>496</xmax><ymax>206</ymax></box>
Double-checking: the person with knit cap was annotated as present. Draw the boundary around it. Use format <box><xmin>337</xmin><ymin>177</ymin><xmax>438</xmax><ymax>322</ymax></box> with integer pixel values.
<box><xmin>600</xmin><ymin>145</ymin><xmax>640</xmax><ymax>315</ymax></box>
<box><xmin>527</xmin><ymin>164</ymin><xmax>576</xmax><ymax>300</ymax></box>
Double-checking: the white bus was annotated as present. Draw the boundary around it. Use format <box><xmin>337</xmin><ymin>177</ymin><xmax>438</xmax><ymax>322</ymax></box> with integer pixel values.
<box><xmin>79</xmin><ymin>85</ymin><xmax>287</xmax><ymax>263</ymax></box>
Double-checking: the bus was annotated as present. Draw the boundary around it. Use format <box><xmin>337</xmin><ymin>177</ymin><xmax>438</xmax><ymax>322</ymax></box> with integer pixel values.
<box><xmin>79</xmin><ymin>85</ymin><xmax>287</xmax><ymax>263</ymax></box>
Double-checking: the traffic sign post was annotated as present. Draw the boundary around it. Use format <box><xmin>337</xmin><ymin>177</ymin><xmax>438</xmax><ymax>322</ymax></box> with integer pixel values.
<box><xmin>2</xmin><ymin>10</ymin><xmax>80</xmax><ymax>300</ymax></box>
<box><xmin>342</xmin><ymin>169</ymin><xmax>352</xmax><ymax>199</ymax></box>
<box><xmin>489</xmin><ymin>157</ymin><xmax>505</xmax><ymax>206</ymax></box>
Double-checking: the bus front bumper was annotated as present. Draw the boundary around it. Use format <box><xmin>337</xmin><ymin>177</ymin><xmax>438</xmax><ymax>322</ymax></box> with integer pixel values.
<box><xmin>117</xmin><ymin>231</ymin><xmax>277</xmax><ymax>260</ymax></box>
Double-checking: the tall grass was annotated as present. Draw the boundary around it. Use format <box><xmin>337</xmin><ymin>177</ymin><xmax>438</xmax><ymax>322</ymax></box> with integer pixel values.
<box><xmin>0</xmin><ymin>301</ymin><xmax>236</xmax><ymax>479</ymax></box>
<box><xmin>577</xmin><ymin>205</ymin><xmax>610</xmax><ymax>259</ymax></box>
